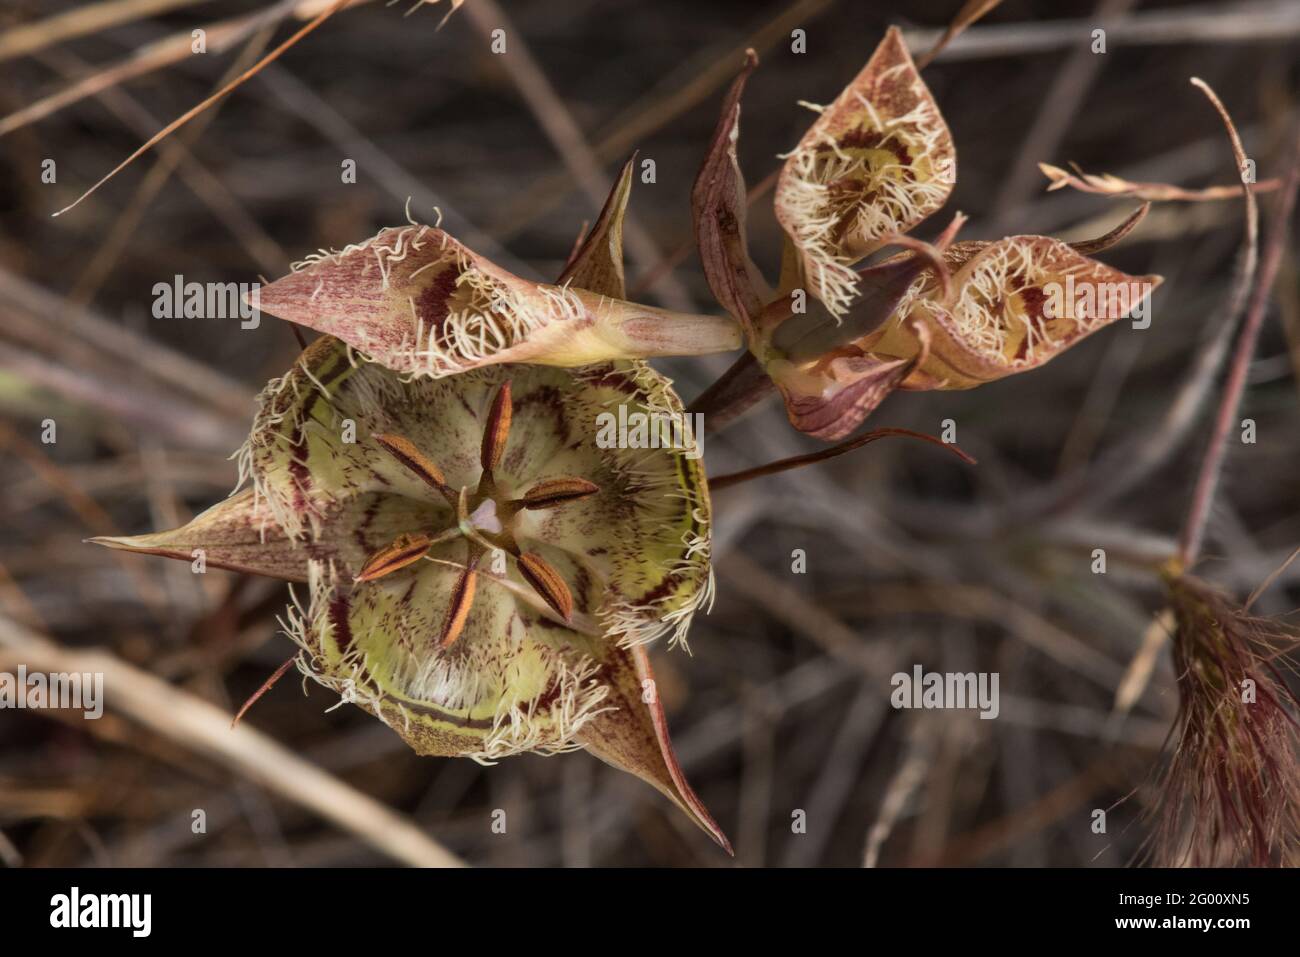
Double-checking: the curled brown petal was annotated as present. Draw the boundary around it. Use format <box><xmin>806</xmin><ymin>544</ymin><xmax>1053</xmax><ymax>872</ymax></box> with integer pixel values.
<box><xmin>778</xmin><ymin>355</ymin><xmax>913</xmax><ymax>441</ymax></box>
<box><xmin>356</xmin><ymin>532</ymin><xmax>432</xmax><ymax>582</ymax></box>
<box><xmin>481</xmin><ymin>380</ymin><xmax>513</xmax><ymax>473</ymax></box>
<box><xmin>558</xmin><ymin>155</ymin><xmax>636</xmax><ymax>298</ymax></box>
<box><xmin>517</xmin><ymin>551</ymin><xmax>574</xmax><ymax>622</ymax></box>
<box><xmin>870</xmin><ymin>211</ymin><xmax>967</xmax><ymax>303</ymax></box>
<box><xmin>516</xmin><ymin>477</ymin><xmax>600</xmax><ymax>510</ymax></box>
<box><xmin>1067</xmin><ymin>203</ymin><xmax>1150</xmax><ymax>256</ymax></box>
<box><xmin>771</xmin><ymin>220</ymin><xmax>959</xmax><ymax>361</ymax></box>
<box><xmin>692</xmin><ymin>48</ymin><xmax>766</xmax><ymax>334</ymax></box>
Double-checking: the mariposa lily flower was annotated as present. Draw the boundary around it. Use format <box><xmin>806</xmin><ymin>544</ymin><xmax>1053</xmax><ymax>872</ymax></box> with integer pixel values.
<box><xmin>693</xmin><ymin>28</ymin><xmax>1162</xmax><ymax>440</ymax></box>
<box><xmin>92</xmin><ymin>165</ymin><xmax>736</xmax><ymax>852</ymax></box>
<box><xmin>92</xmin><ymin>339</ymin><xmax>728</xmax><ymax>850</ymax></box>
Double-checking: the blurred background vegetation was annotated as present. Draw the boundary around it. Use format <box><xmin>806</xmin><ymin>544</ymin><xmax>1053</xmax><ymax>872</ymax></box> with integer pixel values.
<box><xmin>1</xmin><ymin>0</ymin><xmax>1297</xmax><ymax>866</ymax></box>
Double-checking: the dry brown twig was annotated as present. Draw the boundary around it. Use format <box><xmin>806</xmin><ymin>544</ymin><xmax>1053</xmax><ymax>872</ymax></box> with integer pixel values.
<box><xmin>38</xmin><ymin>45</ymin><xmax>287</xmax><ymax>278</ymax></box>
<box><xmin>1175</xmin><ymin>88</ymin><xmax>1289</xmax><ymax>567</ymax></box>
<box><xmin>485</xmin><ymin>0</ymin><xmax>836</xmax><ymax>243</ymax></box>
<box><xmin>904</xmin><ymin>1</ymin><xmax>1300</xmax><ymax>63</ymax></box>
<box><xmin>0</xmin><ymin>0</ymin><xmax>305</xmax><ymax>138</ymax></box>
<box><xmin>1041</xmin><ymin>160</ymin><xmax>1281</xmax><ymax>204</ymax></box>
<box><xmin>50</xmin><ymin>0</ymin><xmax>355</xmax><ymax>218</ymax></box>
<box><xmin>63</xmin><ymin>25</ymin><xmax>284</xmax><ymax>303</ymax></box>
<box><xmin>0</xmin><ymin>0</ymin><xmax>210</xmax><ymax>64</ymax></box>
<box><xmin>1022</xmin><ymin>82</ymin><xmax>1267</xmax><ymax>521</ymax></box>
<box><xmin>0</xmin><ymin>614</ymin><xmax>465</xmax><ymax>867</ymax></box>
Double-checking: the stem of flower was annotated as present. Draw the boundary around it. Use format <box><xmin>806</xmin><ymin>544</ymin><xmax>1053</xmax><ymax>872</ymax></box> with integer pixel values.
<box><xmin>613</xmin><ymin>309</ymin><xmax>743</xmax><ymax>357</ymax></box>
<box><xmin>708</xmin><ymin>426</ymin><xmax>975</xmax><ymax>491</ymax></box>
<box><xmin>686</xmin><ymin>351</ymin><xmax>776</xmax><ymax>430</ymax></box>
<box><xmin>1178</xmin><ymin>127</ymin><xmax>1300</xmax><ymax>568</ymax></box>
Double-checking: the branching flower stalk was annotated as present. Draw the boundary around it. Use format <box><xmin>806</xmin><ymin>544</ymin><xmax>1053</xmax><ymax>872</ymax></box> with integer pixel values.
<box><xmin>1177</xmin><ymin>122</ymin><xmax>1299</xmax><ymax>568</ymax></box>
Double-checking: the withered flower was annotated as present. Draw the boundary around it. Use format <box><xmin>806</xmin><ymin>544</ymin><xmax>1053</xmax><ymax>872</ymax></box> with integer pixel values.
<box><xmin>93</xmin><ymin>339</ymin><xmax>729</xmax><ymax>850</ymax></box>
<box><xmin>849</xmin><ymin>232</ymin><xmax>1162</xmax><ymax>391</ymax></box>
<box><xmin>254</xmin><ymin>219</ymin><xmax>741</xmax><ymax>377</ymax></box>
<box><xmin>773</xmin><ymin>27</ymin><xmax>956</xmax><ymax>318</ymax></box>
<box><xmin>693</xmin><ymin>28</ymin><xmax>1162</xmax><ymax>440</ymax></box>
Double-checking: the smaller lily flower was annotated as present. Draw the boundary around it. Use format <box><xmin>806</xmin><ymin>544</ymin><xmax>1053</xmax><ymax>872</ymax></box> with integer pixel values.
<box><xmin>693</xmin><ymin>29</ymin><xmax>1162</xmax><ymax>441</ymax></box>
<box><xmin>772</xmin><ymin>28</ymin><xmax>956</xmax><ymax>320</ymax></box>
<box><xmin>253</xmin><ymin>220</ymin><xmax>742</xmax><ymax>378</ymax></box>
<box><xmin>844</xmin><ymin>230</ymin><xmax>1163</xmax><ymax>390</ymax></box>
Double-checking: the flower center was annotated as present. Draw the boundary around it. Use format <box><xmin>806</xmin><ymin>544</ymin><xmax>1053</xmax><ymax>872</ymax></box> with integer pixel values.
<box><xmin>467</xmin><ymin>497</ymin><xmax>502</xmax><ymax>535</ymax></box>
<box><xmin>354</xmin><ymin>379</ymin><xmax>600</xmax><ymax>647</ymax></box>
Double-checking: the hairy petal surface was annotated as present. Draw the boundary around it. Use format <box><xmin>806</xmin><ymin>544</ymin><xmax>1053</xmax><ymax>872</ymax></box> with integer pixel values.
<box><xmin>256</xmin><ymin>225</ymin><xmax>740</xmax><ymax>377</ymax></box>
<box><xmin>775</xmin><ymin>26</ymin><xmax>955</xmax><ymax>317</ymax></box>
<box><xmin>286</xmin><ymin>559</ymin><xmax>613</xmax><ymax>762</ymax></box>
<box><xmin>287</xmin><ymin>562</ymin><xmax>729</xmax><ymax>849</ymax></box>
<box><xmin>242</xmin><ymin>342</ymin><xmax>722</xmax><ymax>842</ymax></box>
<box><xmin>241</xmin><ymin>338</ymin><xmax>713</xmax><ymax>643</ymax></box>
<box><xmin>865</xmin><ymin>236</ymin><xmax>1162</xmax><ymax>389</ymax></box>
